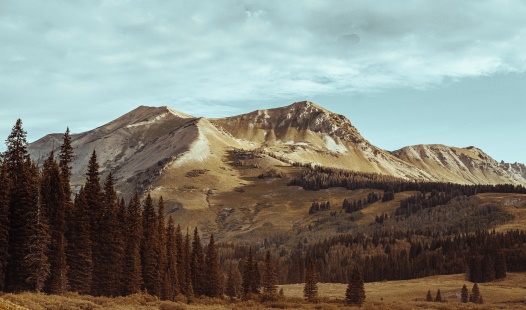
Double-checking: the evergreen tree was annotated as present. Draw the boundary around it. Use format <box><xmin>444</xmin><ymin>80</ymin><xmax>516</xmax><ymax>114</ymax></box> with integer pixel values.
<box><xmin>494</xmin><ymin>250</ymin><xmax>507</xmax><ymax>279</ymax></box>
<box><xmin>175</xmin><ymin>224</ymin><xmax>188</xmax><ymax>296</ymax></box>
<box><xmin>59</xmin><ymin>128</ymin><xmax>73</xmax><ymax>201</ymax></box>
<box><xmin>303</xmin><ymin>257</ymin><xmax>318</xmax><ymax>301</ymax></box>
<box><xmin>183</xmin><ymin>229</ymin><xmax>194</xmax><ymax>297</ymax></box>
<box><xmin>141</xmin><ymin>193</ymin><xmax>161</xmax><ymax>296</ymax></box>
<box><xmin>40</xmin><ymin>152</ymin><xmax>67</xmax><ymax>294</ymax></box>
<box><xmin>191</xmin><ymin>227</ymin><xmax>205</xmax><ymax>296</ymax></box>
<box><xmin>461</xmin><ymin>284</ymin><xmax>468</xmax><ymax>303</ymax></box>
<box><xmin>84</xmin><ymin>151</ymin><xmax>103</xmax><ymax>295</ymax></box>
<box><xmin>204</xmin><ymin>234</ymin><xmax>223</xmax><ymax>298</ymax></box>
<box><xmin>426</xmin><ymin>289</ymin><xmax>432</xmax><ymax>302</ymax></box>
<box><xmin>96</xmin><ymin>172</ymin><xmax>122</xmax><ymax>296</ymax></box>
<box><xmin>67</xmin><ymin>187</ymin><xmax>92</xmax><ymax>294</ymax></box>
<box><xmin>434</xmin><ymin>289</ymin><xmax>442</xmax><ymax>302</ymax></box>
<box><xmin>261</xmin><ymin>250</ymin><xmax>278</xmax><ymax>294</ymax></box>
<box><xmin>110</xmin><ymin>196</ymin><xmax>126</xmax><ymax>295</ymax></box>
<box><xmin>279</xmin><ymin>288</ymin><xmax>284</xmax><ymax>297</ymax></box>
<box><xmin>164</xmin><ymin>216</ymin><xmax>179</xmax><ymax>300</ymax></box>
<box><xmin>0</xmin><ymin>161</ymin><xmax>11</xmax><ymax>291</ymax></box>
<box><xmin>157</xmin><ymin>197</ymin><xmax>168</xmax><ymax>299</ymax></box>
<box><xmin>253</xmin><ymin>261</ymin><xmax>261</xmax><ymax>293</ymax></box>
<box><xmin>345</xmin><ymin>266</ymin><xmax>365</xmax><ymax>306</ymax></box>
<box><xmin>24</xmin><ymin>168</ymin><xmax>51</xmax><ymax>292</ymax></box>
<box><xmin>123</xmin><ymin>193</ymin><xmax>143</xmax><ymax>295</ymax></box>
<box><xmin>470</xmin><ymin>283</ymin><xmax>482</xmax><ymax>304</ymax></box>
<box><xmin>4</xmin><ymin>120</ymin><xmax>43</xmax><ymax>292</ymax></box>
<box><xmin>225</xmin><ymin>262</ymin><xmax>237</xmax><ymax>300</ymax></box>
<box><xmin>242</xmin><ymin>248</ymin><xmax>258</xmax><ymax>297</ymax></box>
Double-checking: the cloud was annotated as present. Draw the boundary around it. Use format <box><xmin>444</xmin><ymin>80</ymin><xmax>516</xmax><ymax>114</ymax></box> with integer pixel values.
<box><xmin>1</xmin><ymin>0</ymin><xmax>526</xmax><ymax>142</ymax></box>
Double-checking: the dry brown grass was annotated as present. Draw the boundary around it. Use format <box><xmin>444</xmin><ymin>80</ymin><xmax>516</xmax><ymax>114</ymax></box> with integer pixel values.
<box><xmin>3</xmin><ymin>273</ymin><xmax>526</xmax><ymax>309</ymax></box>
<box><xmin>279</xmin><ymin>272</ymin><xmax>526</xmax><ymax>309</ymax></box>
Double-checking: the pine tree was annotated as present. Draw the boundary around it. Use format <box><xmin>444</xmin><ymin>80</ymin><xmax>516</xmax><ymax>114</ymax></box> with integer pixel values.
<box><xmin>67</xmin><ymin>187</ymin><xmax>93</xmax><ymax>294</ymax></box>
<box><xmin>157</xmin><ymin>197</ymin><xmax>168</xmax><ymax>299</ymax></box>
<box><xmin>461</xmin><ymin>284</ymin><xmax>468</xmax><ymax>303</ymax></box>
<box><xmin>470</xmin><ymin>283</ymin><xmax>482</xmax><ymax>304</ymax></box>
<box><xmin>279</xmin><ymin>288</ymin><xmax>284</xmax><ymax>297</ymax></box>
<box><xmin>261</xmin><ymin>250</ymin><xmax>278</xmax><ymax>294</ymax></box>
<box><xmin>123</xmin><ymin>193</ymin><xmax>143</xmax><ymax>295</ymax></box>
<box><xmin>242</xmin><ymin>248</ymin><xmax>257</xmax><ymax>297</ymax></box>
<box><xmin>434</xmin><ymin>289</ymin><xmax>442</xmax><ymax>302</ymax></box>
<box><xmin>40</xmin><ymin>152</ymin><xmax>67</xmax><ymax>294</ymax></box>
<box><xmin>494</xmin><ymin>250</ymin><xmax>507</xmax><ymax>279</ymax></box>
<box><xmin>0</xmin><ymin>161</ymin><xmax>11</xmax><ymax>291</ymax></box>
<box><xmin>141</xmin><ymin>193</ymin><xmax>161</xmax><ymax>296</ymax></box>
<box><xmin>426</xmin><ymin>289</ymin><xmax>432</xmax><ymax>302</ymax></box>
<box><xmin>5</xmin><ymin>120</ymin><xmax>43</xmax><ymax>292</ymax></box>
<box><xmin>225</xmin><ymin>262</ymin><xmax>237</xmax><ymax>300</ymax></box>
<box><xmin>205</xmin><ymin>234</ymin><xmax>223</xmax><ymax>298</ymax></box>
<box><xmin>96</xmin><ymin>172</ymin><xmax>122</xmax><ymax>296</ymax></box>
<box><xmin>164</xmin><ymin>216</ymin><xmax>179</xmax><ymax>300</ymax></box>
<box><xmin>24</xmin><ymin>168</ymin><xmax>51</xmax><ymax>292</ymax></box>
<box><xmin>303</xmin><ymin>257</ymin><xmax>318</xmax><ymax>301</ymax></box>
<box><xmin>345</xmin><ymin>266</ymin><xmax>365</xmax><ymax>306</ymax></box>
<box><xmin>191</xmin><ymin>227</ymin><xmax>205</xmax><ymax>297</ymax></box>
<box><xmin>175</xmin><ymin>224</ymin><xmax>188</xmax><ymax>296</ymax></box>
<box><xmin>253</xmin><ymin>261</ymin><xmax>261</xmax><ymax>294</ymax></box>
<box><xmin>84</xmin><ymin>151</ymin><xmax>103</xmax><ymax>295</ymax></box>
<box><xmin>183</xmin><ymin>229</ymin><xmax>194</xmax><ymax>298</ymax></box>
<box><xmin>59</xmin><ymin>128</ymin><xmax>73</xmax><ymax>200</ymax></box>
<box><xmin>109</xmin><ymin>196</ymin><xmax>126</xmax><ymax>295</ymax></box>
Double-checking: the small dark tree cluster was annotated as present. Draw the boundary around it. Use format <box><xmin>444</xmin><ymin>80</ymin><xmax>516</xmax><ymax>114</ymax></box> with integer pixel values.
<box><xmin>309</xmin><ymin>201</ymin><xmax>331</xmax><ymax>214</ymax></box>
<box><xmin>469</xmin><ymin>283</ymin><xmax>483</xmax><ymax>304</ymax></box>
<box><xmin>342</xmin><ymin>192</ymin><xmax>380</xmax><ymax>213</ymax></box>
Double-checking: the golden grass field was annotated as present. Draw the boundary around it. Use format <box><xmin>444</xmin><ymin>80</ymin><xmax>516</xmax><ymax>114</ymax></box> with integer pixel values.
<box><xmin>2</xmin><ymin>272</ymin><xmax>526</xmax><ymax>310</ymax></box>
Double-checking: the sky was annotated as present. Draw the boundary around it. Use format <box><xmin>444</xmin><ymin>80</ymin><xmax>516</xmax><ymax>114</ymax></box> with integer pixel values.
<box><xmin>1</xmin><ymin>0</ymin><xmax>525</xmax><ymax>163</ymax></box>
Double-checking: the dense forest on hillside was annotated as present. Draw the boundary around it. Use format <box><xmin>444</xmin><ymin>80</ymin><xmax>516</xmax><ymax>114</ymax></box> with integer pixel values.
<box><xmin>1</xmin><ymin>119</ymin><xmax>526</xmax><ymax>303</ymax></box>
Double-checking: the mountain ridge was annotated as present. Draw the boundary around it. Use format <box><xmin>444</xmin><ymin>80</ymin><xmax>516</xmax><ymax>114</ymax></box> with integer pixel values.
<box><xmin>27</xmin><ymin>101</ymin><xmax>525</xmax><ymax>215</ymax></box>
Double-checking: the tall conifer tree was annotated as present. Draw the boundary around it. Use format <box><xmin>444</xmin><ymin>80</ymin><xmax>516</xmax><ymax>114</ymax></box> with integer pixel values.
<box><xmin>40</xmin><ymin>152</ymin><xmax>67</xmax><ymax>294</ymax></box>
<box><xmin>141</xmin><ymin>193</ymin><xmax>160</xmax><ymax>296</ymax></box>
<box><xmin>191</xmin><ymin>227</ymin><xmax>205</xmax><ymax>296</ymax></box>
<box><xmin>0</xmin><ymin>161</ymin><xmax>11</xmax><ymax>291</ymax></box>
<box><xmin>261</xmin><ymin>250</ymin><xmax>278</xmax><ymax>294</ymax></box>
<box><xmin>345</xmin><ymin>266</ymin><xmax>365</xmax><ymax>306</ymax></box>
<box><xmin>205</xmin><ymin>234</ymin><xmax>223</xmax><ymax>298</ymax></box>
<box><xmin>24</xmin><ymin>161</ymin><xmax>51</xmax><ymax>292</ymax></box>
<box><xmin>175</xmin><ymin>224</ymin><xmax>188</xmax><ymax>296</ymax></box>
<box><xmin>84</xmin><ymin>151</ymin><xmax>103</xmax><ymax>295</ymax></box>
<box><xmin>123</xmin><ymin>193</ymin><xmax>143</xmax><ymax>295</ymax></box>
<box><xmin>164</xmin><ymin>216</ymin><xmax>179</xmax><ymax>300</ymax></box>
<box><xmin>303</xmin><ymin>257</ymin><xmax>318</xmax><ymax>301</ymax></box>
<box><xmin>184</xmin><ymin>229</ymin><xmax>194</xmax><ymax>298</ymax></box>
<box><xmin>67</xmin><ymin>187</ymin><xmax>93</xmax><ymax>294</ymax></box>
<box><xmin>4</xmin><ymin>119</ymin><xmax>41</xmax><ymax>292</ymax></box>
<box><xmin>157</xmin><ymin>197</ymin><xmax>168</xmax><ymax>299</ymax></box>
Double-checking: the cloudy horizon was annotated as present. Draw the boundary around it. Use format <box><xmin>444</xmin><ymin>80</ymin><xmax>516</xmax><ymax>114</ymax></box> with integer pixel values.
<box><xmin>1</xmin><ymin>0</ymin><xmax>525</xmax><ymax>163</ymax></box>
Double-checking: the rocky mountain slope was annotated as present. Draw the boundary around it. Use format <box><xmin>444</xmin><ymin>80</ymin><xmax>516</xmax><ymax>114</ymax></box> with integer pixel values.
<box><xmin>392</xmin><ymin>144</ymin><xmax>526</xmax><ymax>185</ymax></box>
<box><xmin>27</xmin><ymin>101</ymin><xmax>525</xmax><ymax>220</ymax></box>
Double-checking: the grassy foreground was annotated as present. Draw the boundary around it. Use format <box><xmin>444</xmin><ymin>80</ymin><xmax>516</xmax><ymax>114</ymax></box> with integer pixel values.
<box><xmin>2</xmin><ymin>273</ymin><xmax>526</xmax><ymax>309</ymax></box>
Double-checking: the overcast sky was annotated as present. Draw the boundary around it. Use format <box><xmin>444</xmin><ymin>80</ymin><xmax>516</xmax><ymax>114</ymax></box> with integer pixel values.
<box><xmin>1</xmin><ymin>0</ymin><xmax>525</xmax><ymax>163</ymax></box>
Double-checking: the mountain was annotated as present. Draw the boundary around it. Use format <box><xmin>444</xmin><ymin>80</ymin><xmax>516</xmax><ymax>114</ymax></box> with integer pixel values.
<box><xmin>27</xmin><ymin>101</ymin><xmax>525</xmax><ymax>229</ymax></box>
<box><xmin>212</xmin><ymin>101</ymin><xmax>433</xmax><ymax>180</ymax></box>
<box><xmin>392</xmin><ymin>144</ymin><xmax>526</xmax><ymax>185</ymax></box>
